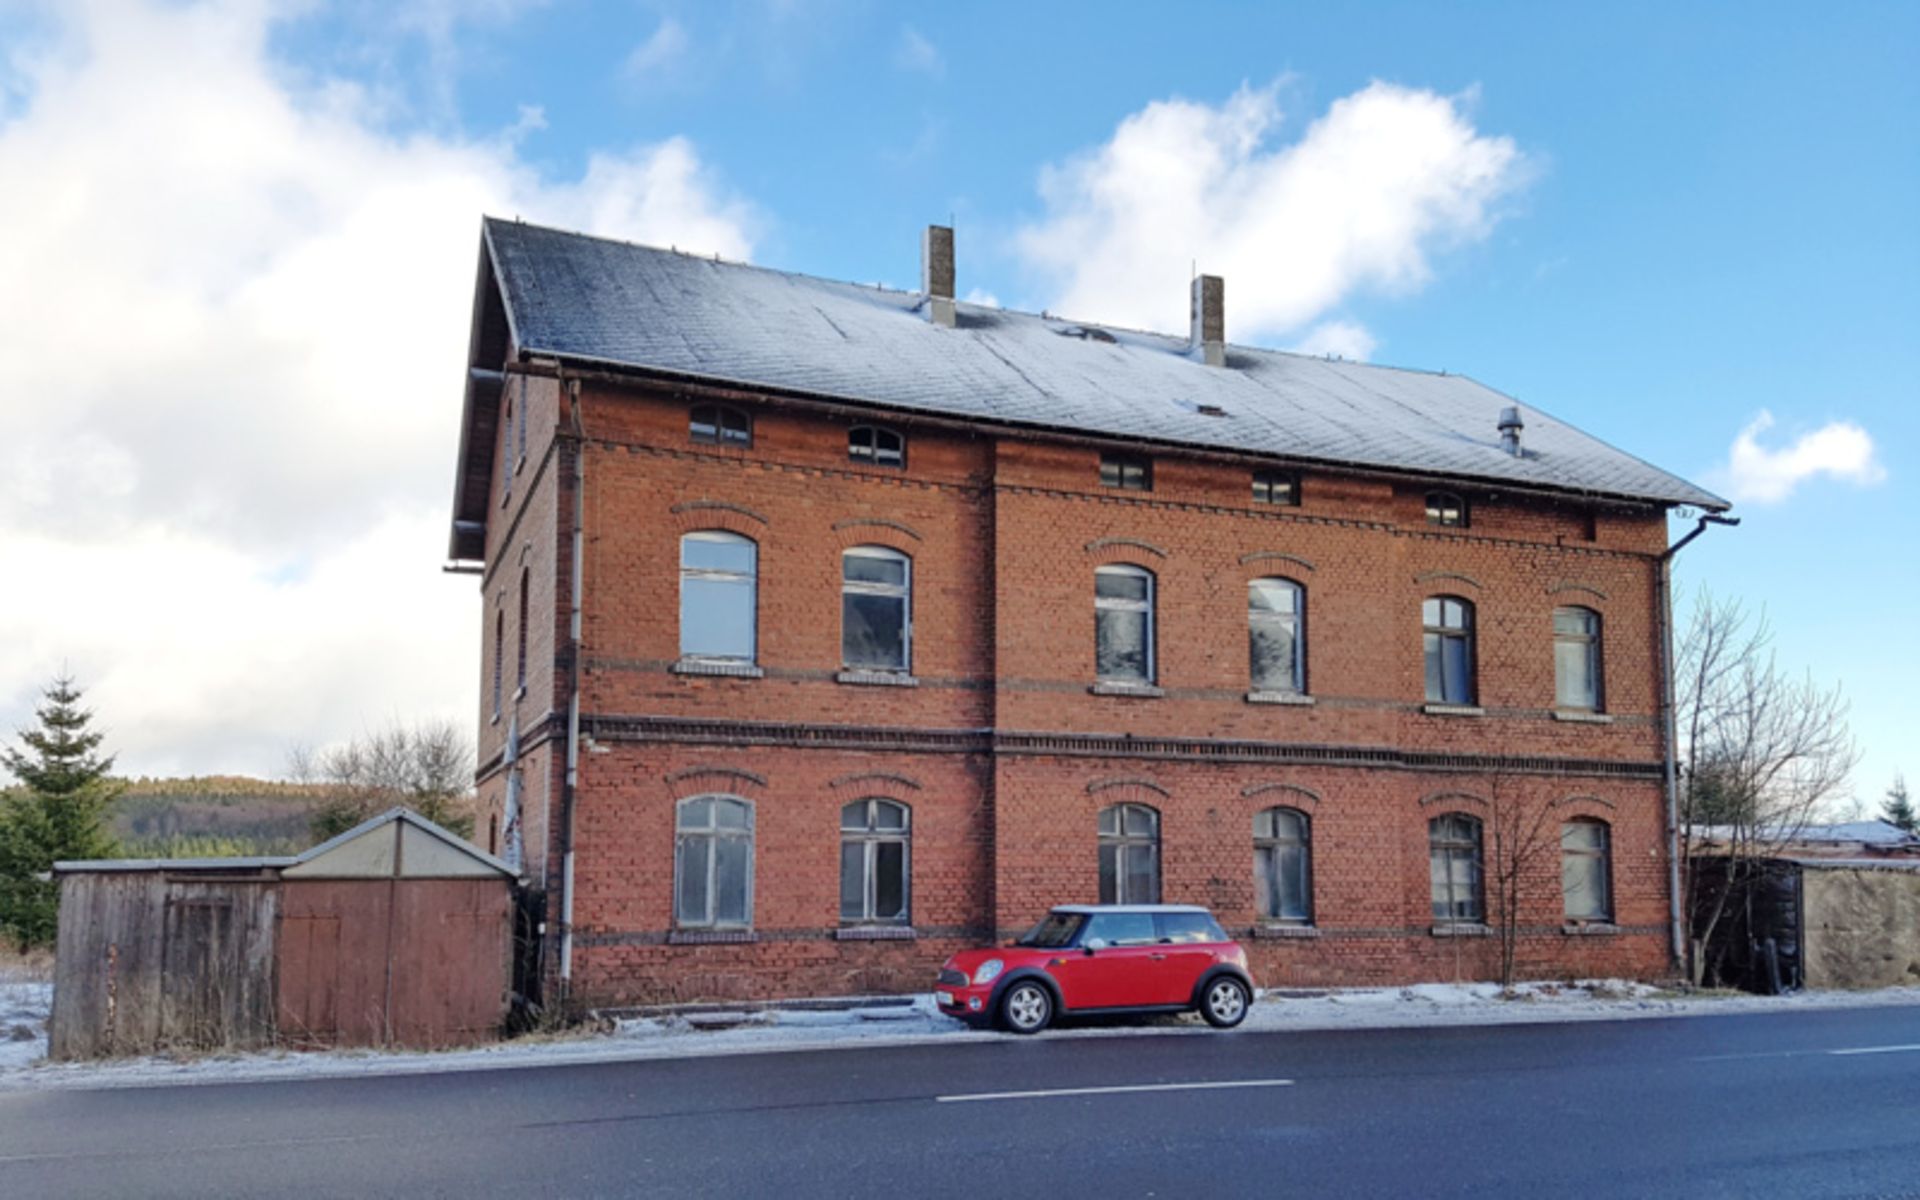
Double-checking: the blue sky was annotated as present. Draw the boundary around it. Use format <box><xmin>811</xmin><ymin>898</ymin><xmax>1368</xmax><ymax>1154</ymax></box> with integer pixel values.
<box><xmin>0</xmin><ymin>1</ymin><xmax>1912</xmax><ymax>806</ymax></box>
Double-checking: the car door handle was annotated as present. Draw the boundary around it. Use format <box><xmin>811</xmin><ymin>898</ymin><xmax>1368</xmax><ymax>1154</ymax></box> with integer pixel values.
<box><xmin>1150</xmin><ymin>953</ymin><xmax>1166</xmax><ymax>961</ymax></box>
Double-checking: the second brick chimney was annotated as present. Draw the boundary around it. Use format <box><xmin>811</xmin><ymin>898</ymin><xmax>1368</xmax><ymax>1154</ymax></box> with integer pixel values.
<box><xmin>923</xmin><ymin>225</ymin><xmax>955</xmax><ymax>327</ymax></box>
<box><xmin>1191</xmin><ymin>274</ymin><xmax>1224</xmax><ymax>366</ymax></box>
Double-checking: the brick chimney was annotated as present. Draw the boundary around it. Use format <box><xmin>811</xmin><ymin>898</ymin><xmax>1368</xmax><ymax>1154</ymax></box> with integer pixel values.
<box><xmin>923</xmin><ymin>225</ymin><xmax>955</xmax><ymax>327</ymax></box>
<box><xmin>1191</xmin><ymin>274</ymin><xmax>1224</xmax><ymax>366</ymax></box>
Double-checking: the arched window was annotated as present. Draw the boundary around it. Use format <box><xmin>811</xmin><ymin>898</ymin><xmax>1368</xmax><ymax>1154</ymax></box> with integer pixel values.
<box><xmin>842</xmin><ymin>546</ymin><xmax>911</xmax><ymax>671</ymax></box>
<box><xmin>848</xmin><ymin>425</ymin><xmax>905</xmax><ymax>468</ymax></box>
<box><xmin>491</xmin><ymin>609</ymin><xmax>504</xmax><ymax>718</ymax></box>
<box><xmin>1425</xmin><ymin>490</ymin><xmax>1467</xmax><ymax>527</ymax></box>
<box><xmin>1098</xmin><ymin>803</ymin><xmax>1160</xmax><ymax>904</ymax></box>
<box><xmin>689</xmin><ymin>404</ymin><xmax>751</xmax><ymax>447</ymax></box>
<box><xmin>1423</xmin><ymin>596</ymin><xmax>1476</xmax><ymax>705</ymax></box>
<box><xmin>840</xmin><ymin>799</ymin><xmax>910</xmax><ymax>924</ymax></box>
<box><xmin>1094</xmin><ymin>564</ymin><xmax>1155</xmax><ymax>684</ymax></box>
<box><xmin>500</xmin><ymin>394</ymin><xmax>514</xmax><ymax>500</ymax></box>
<box><xmin>679</xmin><ymin>532</ymin><xmax>757</xmax><ymax>663</ymax></box>
<box><xmin>515</xmin><ymin>568</ymin><xmax>530</xmax><ymax>693</ymax></box>
<box><xmin>1249</xmin><ymin>578</ymin><xmax>1306</xmax><ymax>695</ymax></box>
<box><xmin>1562</xmin><ymin>818</ymin><xmax>1613</xmax><ymax>922</ymax></box>
<box><xmin>1254</xmin><ymin>807</ymin><xmax>1312</xmax><ymax>923</ymax></box>
<box><xmin>676</xmin><ymin>796</ymin><xmax>754</xmax><ymax>928</ymax></box>
<box><xmin>1429</xmin><ymin>814</ymin><xmax>1484</xmax><ymax>924</ymax></box>
<box><xmin>1554</xmin><ymin>606</ymin><xmax>1604</xmax><ymax>712</ymax></box>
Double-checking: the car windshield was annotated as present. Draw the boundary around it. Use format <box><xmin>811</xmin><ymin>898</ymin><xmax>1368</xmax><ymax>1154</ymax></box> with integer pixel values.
<box><xmin>1016</xmin><ymin>912</ymin><xmax>1085</xmax><ymax>948</ymax></box>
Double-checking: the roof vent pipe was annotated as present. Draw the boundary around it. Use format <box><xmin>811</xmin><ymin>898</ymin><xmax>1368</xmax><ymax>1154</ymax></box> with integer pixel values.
<box><xmin>922</xmin><ymin>225</ymin><xmax>955</xmax><ymax>328</ymax></box>
<box><xmin>1190</xmin><ymin>274</ymin><xmax>1225</xmax><ymax>367</ymax></box>
<box><xmin>1498</xmin><ymin>405</ymin><xmax>1525</xmax><ymax>456</ymax></box>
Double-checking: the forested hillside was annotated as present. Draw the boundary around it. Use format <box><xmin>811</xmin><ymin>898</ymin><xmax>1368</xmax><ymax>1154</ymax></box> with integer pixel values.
<box><xmin>108</xmin><ymin>777</ymin><xmax>323</xmax><ymax>857</ymax></box>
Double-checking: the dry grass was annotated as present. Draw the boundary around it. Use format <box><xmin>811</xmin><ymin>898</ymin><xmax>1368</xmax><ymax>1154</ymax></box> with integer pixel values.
<box><xmin>0</xmin><ymin>947</ymin><xmax>53</xmax><ymax>984</ymax></box>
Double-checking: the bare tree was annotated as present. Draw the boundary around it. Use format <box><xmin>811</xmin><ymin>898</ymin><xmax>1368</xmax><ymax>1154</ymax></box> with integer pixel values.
<box><xmin>1482</xmin><ymin>770</ymin><xmax>1561</xmax><ymax>991</ymax></box>
<box><xmin>1675</xmin><ymin>591</ymin><xmax>1858</xmax><ymax>985</ymax></box>
<box><xmin>291</xmin><ymin>720</ymin><xmax>477</xmax><ymax>842</ymax></box>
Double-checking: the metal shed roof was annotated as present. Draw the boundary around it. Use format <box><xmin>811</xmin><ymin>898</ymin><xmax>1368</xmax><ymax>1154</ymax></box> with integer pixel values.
<box><xmin>453</xmin><ymin>217</ymin><xmax>1727</xmax><ymax>551</ymax></box>
<box><xmin>55</xmin><ymin>807</ymin><xmax>515</xmax><ymax>879</ymax></box>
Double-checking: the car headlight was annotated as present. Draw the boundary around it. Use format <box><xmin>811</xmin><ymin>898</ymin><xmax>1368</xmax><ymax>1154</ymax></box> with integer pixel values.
<box><xmin>972</xmin><ymin>958</ymin><xmax>1004</xmax><ymax>986</ymax></box>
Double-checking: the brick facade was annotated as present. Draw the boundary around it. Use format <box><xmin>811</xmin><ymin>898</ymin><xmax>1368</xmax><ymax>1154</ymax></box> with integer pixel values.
<box><xmin>468</xmin><ymin>363</ymin><xmax>1678</xmax><ymax>1009</ymax></box>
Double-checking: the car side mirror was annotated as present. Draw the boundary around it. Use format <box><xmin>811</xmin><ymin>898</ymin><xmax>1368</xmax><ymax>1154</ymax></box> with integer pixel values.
<box><xmin>1084</xmin><ymin>937</ymin><xmax>1107</xmax><ymax>954</ymax></box>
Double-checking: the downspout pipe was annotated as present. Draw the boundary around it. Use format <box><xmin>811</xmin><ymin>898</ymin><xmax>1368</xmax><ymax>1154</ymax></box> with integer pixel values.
<box><xmin>1658</xmin><ymin>511</ymin><xmax>1739</xmax><ymax>976</ymax></box>
<box><xmin>557</xmin><ymin>376</ymin><xmax>586</xmax><ymax>999</ymax></box>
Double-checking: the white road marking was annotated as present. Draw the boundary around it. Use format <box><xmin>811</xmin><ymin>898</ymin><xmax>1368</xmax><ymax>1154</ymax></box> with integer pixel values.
<box><xmin>1827</xmin><ymin>1044</ymin><xmax>1920</xmax><ymax>1056</ymax></box>
<box><xmin>935</xmin><ymin>1078</ymin><xmax>1294</xmax><ymax>1104</ymax></box>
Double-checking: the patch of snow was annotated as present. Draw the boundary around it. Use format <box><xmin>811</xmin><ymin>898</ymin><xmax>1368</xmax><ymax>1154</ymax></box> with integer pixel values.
<box><xmin>4</xmin><ymin>980</ymin><xmax>1917</xmax><ymax>1093</ymax></box>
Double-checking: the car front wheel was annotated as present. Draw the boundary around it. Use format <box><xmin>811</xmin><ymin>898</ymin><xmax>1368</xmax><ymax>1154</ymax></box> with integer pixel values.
<box><xmin>1200</xmin><ymin>977</ymin><xmax>1249</xmax><ymax>1028</ymax></box>
<box><xmin>999</xmin><ymin>980</ymin><xmax>1054</xmax><ymax>1034</ymax></box>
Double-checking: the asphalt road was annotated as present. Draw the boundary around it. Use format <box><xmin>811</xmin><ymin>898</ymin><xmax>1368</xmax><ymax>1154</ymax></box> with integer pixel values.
<box><xmin>4</xmin><ymin>1005</ymin><xmax>1919</xmax><ymax>1198</ymax></box>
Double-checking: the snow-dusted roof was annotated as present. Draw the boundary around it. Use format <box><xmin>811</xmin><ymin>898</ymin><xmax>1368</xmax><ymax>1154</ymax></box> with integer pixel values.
<box><xmin>479</xmin><ymin>217</ymin><xmax>1728</xmax><ymax>512</ymax></box>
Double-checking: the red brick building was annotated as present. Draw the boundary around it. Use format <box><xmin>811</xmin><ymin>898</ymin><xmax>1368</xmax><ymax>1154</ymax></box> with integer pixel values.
<box><xmin>447</xmin><ymin>219</ymin><xmax>1729</xmax><ymax>1008</ymax></box>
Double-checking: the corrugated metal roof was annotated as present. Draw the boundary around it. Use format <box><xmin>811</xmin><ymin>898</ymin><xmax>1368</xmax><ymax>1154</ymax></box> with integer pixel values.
<box><xmin>482</xmin><ymin>217</ymin><xmax>1728</xmax><ymax>510</ymax></box>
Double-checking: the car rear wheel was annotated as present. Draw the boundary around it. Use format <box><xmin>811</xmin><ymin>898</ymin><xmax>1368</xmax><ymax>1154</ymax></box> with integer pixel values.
<box><xmin>1200</xmin><ymin>977</ymin><xmax>1249</xmax><ymax>1028</ymax></box>
<box><xmin>999</xmin><ymin>980</ymin><xmax>1054</xmax><ymax>1034</ymax></box>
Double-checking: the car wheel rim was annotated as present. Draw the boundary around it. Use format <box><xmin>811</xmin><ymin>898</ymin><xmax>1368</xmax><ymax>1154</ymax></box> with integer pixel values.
<box><xmin>1209</xmin><ymin>982</ymin><xmax>1244</xmax><ymax>1022</ymax></box>
<box><xmin>1008</xmin><ymin>987</ymin><xmax>1045</xmax><ymax>1029</ymax></box>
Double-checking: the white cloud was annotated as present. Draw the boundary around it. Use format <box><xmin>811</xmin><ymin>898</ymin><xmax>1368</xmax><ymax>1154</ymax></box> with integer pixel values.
<box><xmin>1712</xmin><ymin>411</ymin><xmax>1886</xmax><ymax>504</ymax></box>
<box><xmin>894</xmin><ymin>27</ymin><xmax>942</xmax><ymax>77</ymax></box>
<box><xmin>0</xmin><ymin>0</ymin><xmax>757</xmax><ymax>775</ymax></box>
<box><xmin>624</xmin><ymin>16</ymin><xmax>689</xmax><ymax>78</ymax></box>
<box><xmin>1014</xmin><ymin>81</ymin><xmax>1525</xmax><ymax>344</ymax></box>
<box><xmin>1291</xmin><ymin>320</ymin><xmax>1377</xmax><ymax>362</ymax></box>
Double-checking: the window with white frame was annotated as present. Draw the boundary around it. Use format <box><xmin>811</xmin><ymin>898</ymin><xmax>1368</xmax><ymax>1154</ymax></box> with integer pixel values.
<box><xmin>842</xmin><ymin>546</ymin><xmax>910</xmax><ymax>671</ymax></box>
<box><xmin>1423</xmin><ymin>596</ymin><xmax>1476</xmax><ymax>705</ymax></box>
<box><xmin>679</xmin><ymin>532</ymin><xmax>757</xmax><ymax>662</ymax></box>
<box><xmin>1254</xmin><ymin>807</ymin><xmax>1312</xmax><ymax>923</ymax></box>
<box><xmin>848</xmin><ymin>425</ymin><xmax>905</xmax><ymax>468</ymax></box>
<box><xmin>1429</xmin><ymin>813</ymin><xmax>1484</xmax><ymax>923</ymax></box>
<box><xmin>1562</xmin><ymin>818</ymin><xmax>1613</xmax><ymax>922</ymax></box>
<box><xmin>1249</xmin><ymin>577</ymin><xmax>1306</xmax><ymax>694</ymax></box>
<box><xmin>1554</xmin><ymin>606</ymin><xmax>1604</xmax><ymax>711</ymax></box>
<box><xmin>675</xmin><ymin>796</ymin><xmax>753</xmax><ymax>928</ymax></box>
<box><xmin>840</xmin><ymin>799</ymin><xmax>910</xmax><ymax>924</ymax></box>
<box><xmin>1098</xmin><ymin>803</ymin><xmax>1160</xmax><ymax>904</ymax></box>
<box><xmin>1095</xmin><ymin>565</ymin><xmax>1155</xmax><ymax>684</ymax></box>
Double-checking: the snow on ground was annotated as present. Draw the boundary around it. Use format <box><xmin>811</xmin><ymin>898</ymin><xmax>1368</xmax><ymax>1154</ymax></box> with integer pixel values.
<box><xmin>3</xmin><ymin>981</ymin><xmax>1918</xmax><ymax>1094</ymax></box>
<box><xmin>1</xmin><ymin>978</ymin><xmax>52</xmax><ymax>1075</ymax></box>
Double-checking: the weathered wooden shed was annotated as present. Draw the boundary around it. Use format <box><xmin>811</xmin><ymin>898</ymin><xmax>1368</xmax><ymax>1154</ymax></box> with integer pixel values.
<box><xmin>50</xmin><ymin>808</ymin><xmax>516</xmax><ymax>1060</ymax></box>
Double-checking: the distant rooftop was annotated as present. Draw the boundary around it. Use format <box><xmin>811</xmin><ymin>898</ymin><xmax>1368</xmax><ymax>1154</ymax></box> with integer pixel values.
<box><xmin>456</xmin><ymin>217</ymin><xmax>1727</xmax><ymax>556</ymax></box>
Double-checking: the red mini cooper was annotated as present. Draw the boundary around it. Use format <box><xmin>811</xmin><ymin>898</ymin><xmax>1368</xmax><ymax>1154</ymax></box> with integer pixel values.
<box><xmin>935</xmin><ymin>904</ymin><xmax>1255</xmax><ymax>1034</ymax></box>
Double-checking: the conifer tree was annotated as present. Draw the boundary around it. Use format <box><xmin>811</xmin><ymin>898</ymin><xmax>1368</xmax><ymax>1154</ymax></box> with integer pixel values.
<box><xmin>0</xmin><ymin>674</ymin><xmax>122</xmax><ymax>948</ymax></box>
<box><xmin>1883</xmin><ymin>775</ymin><xmax>1916</xmax><ymax>835</ymax></box>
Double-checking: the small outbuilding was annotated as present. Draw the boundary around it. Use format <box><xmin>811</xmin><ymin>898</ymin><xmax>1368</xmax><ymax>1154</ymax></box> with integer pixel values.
<box><xmin>50</xmin><ymin>808</ymin><xmax>516</xmax><ymax>1060</ymax></box>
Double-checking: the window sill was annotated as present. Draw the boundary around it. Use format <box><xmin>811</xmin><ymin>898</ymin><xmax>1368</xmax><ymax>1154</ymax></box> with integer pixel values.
<box><xmin>835</xmin><ymin>670</ymin><xmax>919</xmax><ymax>688</ymax></box>
<box><xmin>1090</xmin><ymin>682</ymin><xmax>1165</xmax><ymax>698</ymax></box>
<box><xmin>1422</xmin><ymin>703</ymin><xmax>1485</xmax><ymax>718</ymax></box>
<box><xmin>1252</xmin><ymin>924</ymin><xmax>1320</xmax><ymax>940</ymax></box>
<box><xmin>1430</xmin><ymin>922</ymin><xmax>1492</xmax><ymax>938</ymax></box>
<box><xmin>672</xmin><ymin>659</ymin><xmax>765</xmax><ymax>679</ymax></box>
<box><xmin>669</xmin><ymin>929</ymin><xmax>758</xmax><ymax>945</ymax></box>
<box><xmin>1246</xmin><ymin>690</ymin><xmax>1314</xmax><ymax>706</ymax></box>
<box><xmin>1553</xmin><ymin>710</ymin><xmax>1614</xmax><ymax>724</ymax></box>
<box><xmin>835</xmin><ymin>925</ymin><xmax>917</xmax><ymax>941</ymax></box>
<box><xmin>1561</xmin><ymin>922</ymin><xmax>1620</xmax><ymax>937</ymax></box>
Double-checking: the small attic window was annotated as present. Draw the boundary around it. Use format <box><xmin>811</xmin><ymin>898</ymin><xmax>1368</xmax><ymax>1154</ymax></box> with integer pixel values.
<box><xmin>1426</xmin><ymin>491</ymin><xmax>1468</xmax><ymax>528</ymax></box>
<box><xmin>691</xmin><ymin>404</ymin><xmax>751</xmax><ymax>448</ymax></box>
<box><xmin>1253</xmin><ymin>471</ymin><xmax>1299</xmax><ymax>507</ymax></box>
<box><xmin>1100</xmin><ymin>453</ymin><xmax>1152</xmax><ymax>492</ymax></box>
<box><xmin>849</xmin><ymin>425</ymin><xmax>905</xmax><ymax>469</ymax></box>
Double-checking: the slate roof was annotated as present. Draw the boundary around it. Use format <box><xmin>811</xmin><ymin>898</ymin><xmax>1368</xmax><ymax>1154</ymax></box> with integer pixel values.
<box><xmin>476</xmin><ymin>217</ymin><xmax>1727</xmax><ymax>513</ymax></box>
